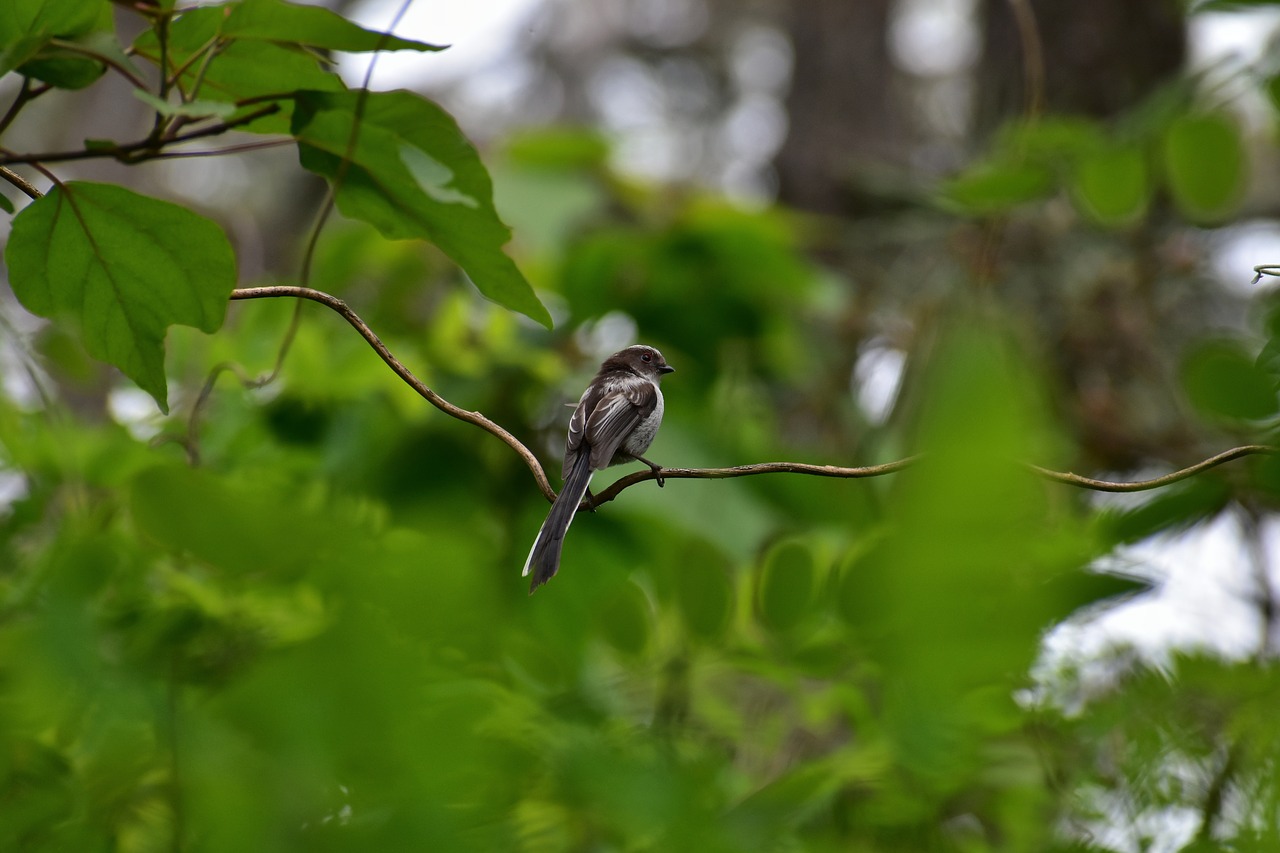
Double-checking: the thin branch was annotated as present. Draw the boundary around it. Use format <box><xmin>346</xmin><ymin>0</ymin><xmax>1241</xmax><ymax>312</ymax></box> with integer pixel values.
<box><xmin>1029</xmin><ymin>445</ymin><xmax>1275</xmax><ymax>492</ymax></box>
<box><xmin>0</xmin><ymin>103</ymin><xmax>282</xmax><ymax>166</ymax></box>
<box><xmin>0</xmin><ymin>78</ymin><xmax>52</xmax><ymax>137</ymax></box>
<box><xmin>0</xmin><ymin>166</ymin><xmax>42</xmax><ymax>201</ymax></box>
<box><xmin>228</xmin><ymin>286</ymin><xmax>556</xmax><ymax>502</ymax></box>
<box><xmin>1194</xmin><ymin>743</ymin><xmax>1238</xmax><ymax>845</ymax></box>
<box><xmin>587</xmin><ymin>459</ymin><xmax>921</xmax><ymax>509</ymax></box>
<box><xmin>1006</xmin><ymin>0</ymin><xmax>1045</xmax><ymax>121</ymax></box>
<box><xmin>47</xmin><ymin>37</ymin><xmax>150</xmax><ymax>90</ymax></box>
<box><xmin>227</xmin><ymin>285</ymin><xmax>1278</xmax><ymax>511</ymax></box>
<box><xmin>140</xmin><ymin>138</ymin><xmax>296</xmax><ymax>160</ymax></box>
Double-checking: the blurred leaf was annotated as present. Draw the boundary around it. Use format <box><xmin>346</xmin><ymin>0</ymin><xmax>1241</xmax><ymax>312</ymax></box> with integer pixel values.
<box><xmin>595</xmin><ymin>581</ymin><xmax>652</xmax><ymax>656</ymax></box>
<box><xmin>1095</xmin><ymin>478</ymin><xmax>1232</xmax><ymax>546</ymax></box>
<box><xmin>1072</xmin><ymin>144</ymin><xmax>1150</xmax><ymax>226</ymax></box>
<box><xmin>502</xmin><ymin>126</ymin><xmax>612</xmax><ymax>170</ymax></box>
<box><xmin>674</xmin><ymin>540</ymin><xmax>734</xmax><ymax>641</ymax></box>
<box><xmin>4</xmin><ymin>181</ymin><xmax>236</xmax><ymax>412</ymax></box>
<box><xmin>1163</xmin><ymin>113</ymin><xmax>1243</xmax><ymax>221</ymax></box>
<box><xmin>1182</xmin><ymin>339</ymin><xmax>1278</xmax><ymax>421</ymax></box>
<box><xmin>130</xmin><ymin>464</ymin><xmax>340</xmax><ymax>576</ymax></box>
<box><xmin>221</xmin><ymin>0</ymin><xmax>446</xmax><ymax>53</ymax></box>
<box><xmin>0</xmin><ymin>192</ymin><xmax>14</xmax><ymax>214</ymax></box>
<box><xmin>1001</xmin><ymin>116</ymin><xmax>1105</xmax><ymax>161</ymax></box>
<box><xmin>292</xmin><ymin>89</ymin><xmax>552</xmax><ymax>328</ymax></box>
<box><xmin>755</xmin><ymin>539</ymin><xmax>817</xmax><ymax>633</ymax></box>
<box><xmin>939</xmin><ymin>161</ymin><xmax>1055</xmax><ymax>215</ymax></box>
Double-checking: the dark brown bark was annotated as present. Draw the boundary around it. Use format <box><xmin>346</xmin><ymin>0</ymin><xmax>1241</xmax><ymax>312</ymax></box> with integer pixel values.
<box><xmin>975</xmin><ymin>0</ymin><xmax>1185</xmax><ymax>133</ymax></box>
<box><xmin>773</xmin><ymin>0</ymin><xmax>903</xmax><ymax>215</ymax></box>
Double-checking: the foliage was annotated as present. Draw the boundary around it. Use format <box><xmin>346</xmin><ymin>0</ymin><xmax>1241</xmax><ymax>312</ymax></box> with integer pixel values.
<box><xmin>0</xmin><ymin>1</ymin><xmax>1279</xmax><ymax>852</ymax></box>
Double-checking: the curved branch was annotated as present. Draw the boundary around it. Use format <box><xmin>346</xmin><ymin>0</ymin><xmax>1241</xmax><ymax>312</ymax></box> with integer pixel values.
<box><xmin>229</xmin><ymin>286</ymin><xmax>556</xmax><ymax>501</ymax></box>
<box><xmin>229</xmin><ymin>287</ymin><xmax>1277</xmax><ymax>510</ymax></box>
<box><xmin>1029</xmin><ymin>445</ymin><xmax>1276</xmax><ymax>493</ymax></box>
<box><xmin>587</xmin><ymin>458</ymin><xmax>921</xmax><ymax>509</ymax></box>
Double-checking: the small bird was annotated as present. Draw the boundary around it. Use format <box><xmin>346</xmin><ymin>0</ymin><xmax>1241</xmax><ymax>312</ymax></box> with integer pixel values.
<box><xmin>523</xmin><ymin>345</ymin><xmax>675</xmax><ymax>593</ymax></box>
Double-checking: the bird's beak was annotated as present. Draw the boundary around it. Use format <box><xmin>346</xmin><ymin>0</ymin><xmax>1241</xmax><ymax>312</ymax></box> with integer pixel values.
<box><xmin>659</xmin><ymin>364</ymin><xmax>675</xmax><ymax>374</ymax></box>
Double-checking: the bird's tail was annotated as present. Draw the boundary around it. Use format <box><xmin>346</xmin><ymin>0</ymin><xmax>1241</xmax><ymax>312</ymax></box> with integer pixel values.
<box><xmin>523</xmin><ymin>452</ymin><xmax>594</xmax><ymax>593</ymax></box>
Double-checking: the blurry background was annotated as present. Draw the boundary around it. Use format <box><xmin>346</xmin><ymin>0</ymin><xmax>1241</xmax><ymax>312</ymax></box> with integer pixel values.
<box><xmin>4</xmin><ymin>0</ymin><xmax>1280</xmax><ymax>850</ymax></box>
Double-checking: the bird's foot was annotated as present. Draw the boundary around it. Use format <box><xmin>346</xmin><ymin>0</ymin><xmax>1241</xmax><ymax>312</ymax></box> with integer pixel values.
<box><xmin>634</xmin><ymin>454</ymin><xmax>666</xmax><ymax>487</ymax></box>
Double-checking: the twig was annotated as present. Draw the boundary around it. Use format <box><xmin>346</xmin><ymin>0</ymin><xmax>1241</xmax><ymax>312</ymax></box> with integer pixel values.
<box><xmin>229</xmin><ymin>286</ymin><xmax>557</xmax><ymax>502</ymax></box>
<box><xmin>1028</xmin><ymin>445</ymin><xmax>1275</xmax><ymax>492</ymax></box>
<box><xmin>0</xmin><ymin>78</ymin><xmax>52</xmax><ymax>137</ymax></box>
<box><xmin>47</xmin><ymin>37</ymin><xmax>150</xmax><ymax>90</ymax></box>
<box><xmin>587</xmin><ymin>459</ymin><xmax>920</xmax><ymax>509</ymax></box>
<box><xmin>0</xmin><ymin>103</ymin><xmax>282</xmax><ymax>166</ymax></box>
<box><xmin>1006</xmin><ymin>0</ymin><xmax>1045</xmax><ymax>121</ymax></box>
<box><xmin>1194</xmin><ymin>743</ymin><xmax>1238</xmax><ymax>845</ymax></box>
<box><xmin>0</xmin><ymin>166</ymin><xmax>42</xmax><ymax>201</ymax></box>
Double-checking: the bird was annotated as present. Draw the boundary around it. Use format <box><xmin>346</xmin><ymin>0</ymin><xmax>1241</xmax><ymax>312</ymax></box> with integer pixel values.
<box><xmin>523</xmin><ymin>344</ymin><xmax>675</xmax><ymax>593</ymax></box>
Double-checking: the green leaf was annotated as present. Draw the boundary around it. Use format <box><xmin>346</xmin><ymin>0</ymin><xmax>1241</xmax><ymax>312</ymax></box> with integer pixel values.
<box><xmin>292</xmin><ymin>89</ymin><xmax>552</xmax><ymax>327</ymax></box>
<box><xmin>674</xmin><ymin>541</ymin><xmax>733</xmax><ymax>641</ymax></box>
<box><xmin>1072</xmin><ymin>145</ymin><xmax>1149</xmax><ymax>226</ymax></box>
<box><xmin>595</xmin><ymin>582</ymin><xmax>651</xmax><ymax>657</ymax></box>
<box><xmin>0</xmin><ymin>0</ymin><xmax>106</xmax><ymax>45</ymax></box>
<box><xmin>1182</xmin><ymin>339</ymin><xmax>1278</xmax><ymax>421</ymax></box>
<box><xmin>1163</xmin><ymin>113</ymin><xmax>1243</xmax><ymax>222</ymax></box>
<box><xmin>938</xmin><ymin>161</ymin><xmax>1055</xmax><ymax>215</ymax></box>
<box><xmin>133</xmin><ymin>89</ymin><xmax>238</xmax><ymax>120</ymax></box>
<box><xmin>0</xmin><ymin>0</ymin><xmax>112</xmax><ymax>86</ymax></box>
<box><xmin>756</xmin><ymin>539</ymin><xmax>817</xmax><ymax>633</ymax></box>
<box><xmin>130</xmin><ymin>464</ymin><xmax>340</xmax><ymax>575</ymax></box>
<box><xmin>223</xmin><ymin>0</ymin><xmax>446</xmax><ymax>53</ymax></box>
<box><xmin>4</xmin><ymin>182</ymin><xmax>237</xmax><ymax>412</ymax></box>
<box><xmin>0</xmin><ymin>193</ymin><xmax>14</xmax><ymax>214</ymax></box>
<box><xmin>132</xmin><ymin>9</ymin><xmax>346</xmax><ymax>134</ymax></box>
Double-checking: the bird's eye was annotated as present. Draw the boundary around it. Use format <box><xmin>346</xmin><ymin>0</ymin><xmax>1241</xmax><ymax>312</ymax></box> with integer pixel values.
<box><xmin>641</xmin><ymin>352</ymin><xmax>652</xmax><ymax>363</ymax></box>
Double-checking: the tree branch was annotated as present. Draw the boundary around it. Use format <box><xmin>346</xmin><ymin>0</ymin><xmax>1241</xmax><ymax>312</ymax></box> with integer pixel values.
<box><xmin>0</xmin><ymin>166</ymin><xmax>42</xmax><ymax>201</ymax></box>
<box><xmin>0</xmin><ymin>103</ymin><xmax>281</xmax><ymax>166</ymax></box>
<box><xmin>228</xmin><ymin>286</ymin><xmax>557</xmax><ymax>502</ymax></box>
<box><xmin>1028</xmin><ymin>445</ymin><xmax>1275</xmax><ymax>492</ymax></box>
<box><xmin>586</xmin><ymin>459</ymin><xmax>921</xmax><ymax>509</ymax></box>
<box><xmin>228</xmin><ymin>285</ymin><xmax>1278</xmax><ymax>512</ymax></box>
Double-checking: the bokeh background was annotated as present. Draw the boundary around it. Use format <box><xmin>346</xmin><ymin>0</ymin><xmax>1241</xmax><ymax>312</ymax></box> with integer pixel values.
<box><xmin>4</xmin><ymin>0</ymin><xmax>1280</xmax><ymax>850</ymax></box>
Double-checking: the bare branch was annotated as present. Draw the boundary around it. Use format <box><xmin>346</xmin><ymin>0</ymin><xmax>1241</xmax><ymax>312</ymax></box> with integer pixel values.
<box><xmin>586</xmin><ymin>458</ymin><xmax>921</xmax><ymax>509</ymax></box>
<box><xmin>229</xmin><ymin>286</ymin><xmax>557</xmax><ymax>502</ymax></box>
<box><xmin>1029</xmin><ymin>445</ymin><xmax>1275</xmax><ymax>492</ymax></box>
<box><xmin>0</xmin><ymin>103</ymin><xmax>282</xmax><ymax>166</ymax></box>
<box><xmin>0</xmin><ymin>166</ymin><xmax>42</xmax><ymax>201</ymax></box>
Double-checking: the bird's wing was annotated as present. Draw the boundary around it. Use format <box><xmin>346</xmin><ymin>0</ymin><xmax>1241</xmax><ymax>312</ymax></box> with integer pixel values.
<box><xmin>583</xmin><ymin>379</ymin><xmax>656</xmax><ymax>470</ymax></box>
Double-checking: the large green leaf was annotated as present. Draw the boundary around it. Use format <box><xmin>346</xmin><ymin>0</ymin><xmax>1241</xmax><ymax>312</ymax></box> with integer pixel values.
<box><xmin>4</xmin><ymin>182</ymin><xmax>237</xmax><ymax>412</ymax></box>
<box><xmin>0</xmin><ymin>0</ymin><xmax>112</xmax><ymax>86</ymax></box>
<box><xmin>223</xmin><ymin>0</ymin><xmax>445</xmax><ymax>53</ymax></box>
<box><xmin>133</xmin><ymin>11</ymin><xmax>346</xmax><ymax>135</ymax></box>
<box><xmin>292</xmin><ymin>89</ymin><xmax>552</xmax><ymax>327</ymax></box>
